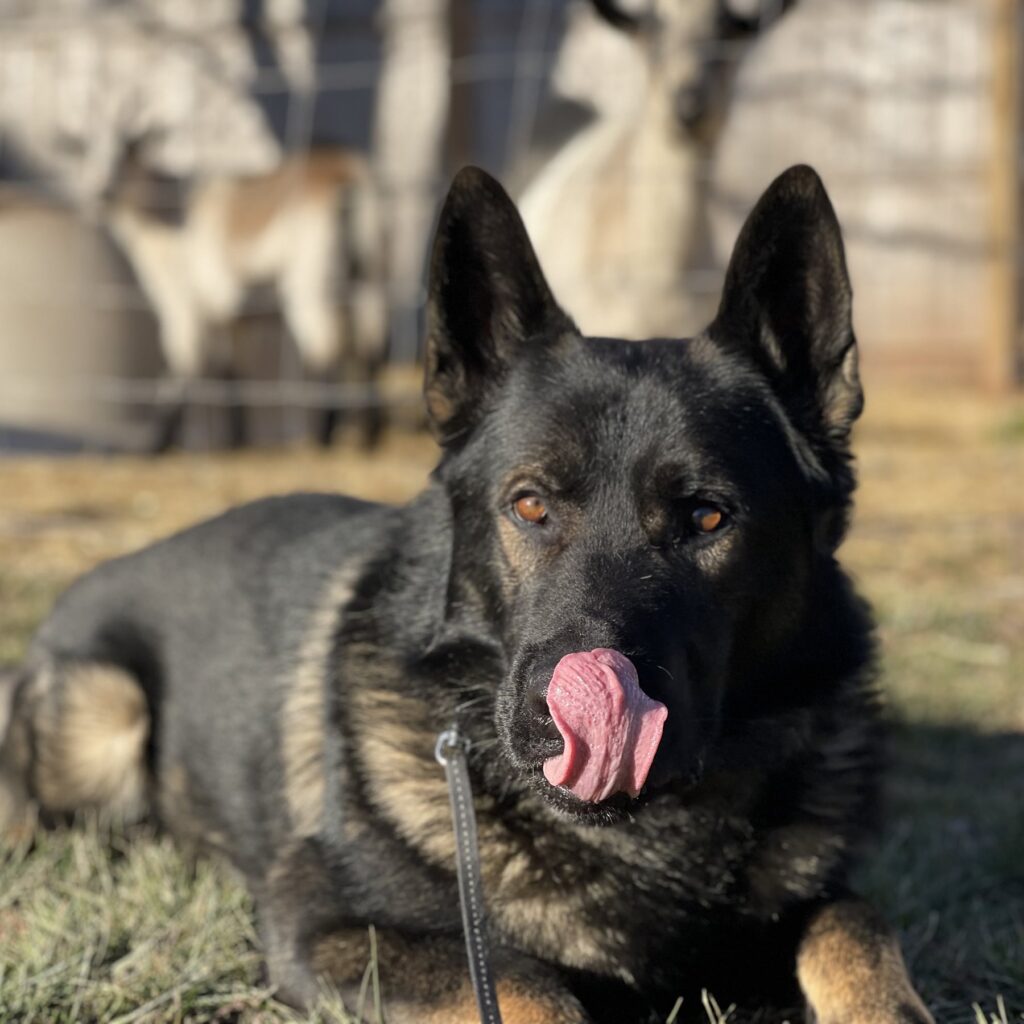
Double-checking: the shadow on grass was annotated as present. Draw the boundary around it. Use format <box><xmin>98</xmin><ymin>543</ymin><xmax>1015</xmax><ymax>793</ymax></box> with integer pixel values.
<box><xmin>858</xmin><ymin>720</ymin><xmax>1024</xmax><ymax>1022</ymax></box>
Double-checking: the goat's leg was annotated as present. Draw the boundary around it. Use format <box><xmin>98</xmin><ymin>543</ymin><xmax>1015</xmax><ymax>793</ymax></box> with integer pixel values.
<box><xmin>206</xmin><ymin>324</ymin><xmax>247</xmax><ymax>449</ymax></box>
<box><xmin>151</xmin><ymin>376</ymin><xmax>189</xmax><ymax>454</ymax></box>
<box><xmin>151</xmin><ymin>310</ymin><xmax>205</xmax><ymax>454</ymax></box>
<box><xmin>280</xmin><ymin>278</ymin><xmax>344</xmax><ymax>447</ymax></box>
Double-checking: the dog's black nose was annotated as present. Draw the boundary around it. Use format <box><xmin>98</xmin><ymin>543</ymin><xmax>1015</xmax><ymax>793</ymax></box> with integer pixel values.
<box><xmin>527</xmin><ymin>680</ymin><xmax>563</xmax><ymax>747</ymax></box>
<box><xmin>529</xmin><ymin>685</ymin><xmax>550</xmax><ymax>721</ymax></box>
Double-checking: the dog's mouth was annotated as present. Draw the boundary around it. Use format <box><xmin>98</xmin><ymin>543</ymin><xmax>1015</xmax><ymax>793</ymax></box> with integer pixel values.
<box><xmin>497</xmin><ymin>647</ymin><xmax>667</xmax><ymax>823</ymax></box>
<box><xmin>533</xmin><ymin>649</ymin><xmax>668</xmax><ymax>806</ymax></box>
<box><xmin>496</xmin><ymin>646</ymin><xmax>689</xmax><ymax>822</ymax></box>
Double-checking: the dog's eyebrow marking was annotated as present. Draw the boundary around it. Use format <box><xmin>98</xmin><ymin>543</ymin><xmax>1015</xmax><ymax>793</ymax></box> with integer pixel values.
<box><xmin>499</xmin><ymin>461</ymin><xmax>581</xmax><ymax>500</ymax></box>
<box><xmin>452</xmin><ymin>693</ymin><xmax>491</xmax><ymax>715</ymax></box>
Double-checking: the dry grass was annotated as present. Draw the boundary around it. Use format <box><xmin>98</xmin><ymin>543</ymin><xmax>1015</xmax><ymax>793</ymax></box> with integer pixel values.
<box><xmin>0</xmin><ymin>384</ymin><xmax>1022</xmax><ymax>1022</ymax></box>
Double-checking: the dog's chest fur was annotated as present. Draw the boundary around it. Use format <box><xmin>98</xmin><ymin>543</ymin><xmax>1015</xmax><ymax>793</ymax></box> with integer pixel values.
<box><xmin>331</xmin><ymin>606</ymin><xmax>873</xmax><ymax>989</ymax></box>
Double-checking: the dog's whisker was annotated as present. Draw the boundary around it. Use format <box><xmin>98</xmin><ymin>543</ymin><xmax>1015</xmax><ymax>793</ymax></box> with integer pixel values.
<box><xmin>470</xmin><ymin>738</ymin><xmax>501</xmax><ymax>752</ymax></box>
<box><xmin>452</xmin><ymin>694</ymin><xmax>491</xmax><ymax>714</ymax></box>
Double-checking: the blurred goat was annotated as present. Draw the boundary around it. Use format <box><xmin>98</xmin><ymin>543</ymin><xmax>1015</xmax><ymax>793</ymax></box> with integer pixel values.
<box><xmin>106</xmin><ymin>148</ymin><xmax>387</xmax><ymax>451</ymax></box>
<box><xmin>519</xmin><ymin>0</ymin><xmax>787</xmax><ymax>338</ymax></box>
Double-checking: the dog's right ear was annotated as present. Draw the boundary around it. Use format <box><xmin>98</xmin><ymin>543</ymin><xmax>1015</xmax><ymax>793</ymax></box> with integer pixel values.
<box><xmin>424</xmin><ymin>166</ymin><xmax>574</xmax><ymax>444</ymax></box>
<box><xmin>710</xmin><ymin>165</ymin><xmax>862</xmax><ymax>446</ymax></box>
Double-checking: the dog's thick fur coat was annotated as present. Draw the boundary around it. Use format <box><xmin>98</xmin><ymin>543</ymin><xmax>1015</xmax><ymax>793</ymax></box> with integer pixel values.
<box><xmin>0</xmin><ymin>166</ymin><xmax>933</xmax><ymax>1024</ymax></box>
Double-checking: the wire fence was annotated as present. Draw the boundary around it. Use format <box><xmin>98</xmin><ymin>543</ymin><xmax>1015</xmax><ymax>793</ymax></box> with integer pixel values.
<box><xmin>0</xmin><ymin>0</ymin><xmax>1017</xmax><ymax>453</ymax></box>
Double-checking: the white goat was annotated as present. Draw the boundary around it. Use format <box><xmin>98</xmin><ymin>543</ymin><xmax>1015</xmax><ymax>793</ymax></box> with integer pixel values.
<box><xmin>106</xmin><ymin>147</ymin><xmax>387</xmax><ymax>450</ymax></box>
<box><xmin>519</xmin><ymin>0</ymin><xmax>779</xmax><ymax>339</ymax></box>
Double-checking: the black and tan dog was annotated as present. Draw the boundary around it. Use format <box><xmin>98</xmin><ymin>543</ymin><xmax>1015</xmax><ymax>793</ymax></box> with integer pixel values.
<box><xmin>0</xmin><ymin>165</ymin><xmax>933</xmax><ymax>1024</ymax></box>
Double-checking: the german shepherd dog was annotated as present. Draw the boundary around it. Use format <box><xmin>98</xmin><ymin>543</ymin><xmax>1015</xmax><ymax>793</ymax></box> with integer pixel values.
<box><xmin>0</xmin><ymin>165</ymin><xmax>933</xmax><ymax>1024</ymax></box>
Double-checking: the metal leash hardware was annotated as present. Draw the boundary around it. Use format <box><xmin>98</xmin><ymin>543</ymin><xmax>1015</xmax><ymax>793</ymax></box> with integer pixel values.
<box><xmin>435</xmin><ymin>724</ymin><xmax>504</xmax><ymax>1024</ymax></box>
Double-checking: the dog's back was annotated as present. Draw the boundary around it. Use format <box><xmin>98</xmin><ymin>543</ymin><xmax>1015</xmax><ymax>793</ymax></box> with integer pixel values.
<box><xmin>0</xmin><ymin>494</ymin><xmax>383</xmax><ymax>847</ymax></box>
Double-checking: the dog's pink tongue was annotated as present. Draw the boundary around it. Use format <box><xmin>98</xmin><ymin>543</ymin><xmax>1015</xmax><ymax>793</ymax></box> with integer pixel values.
<box><xmin>542</xmin><ymin>649</ymin><xmax>668</xmax><ymax>803</ymax></box>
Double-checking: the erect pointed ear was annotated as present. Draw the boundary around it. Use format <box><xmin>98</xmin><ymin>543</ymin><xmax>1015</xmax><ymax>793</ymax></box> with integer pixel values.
<box><xmin>710</xmin><ymin>165</ymin><xmax>862</xmax><ymax>445</ymax></box>
<box><xmin>424</xmin><ymin>166</ymin><xmax>575</xmax><ymax>444</ymax></box>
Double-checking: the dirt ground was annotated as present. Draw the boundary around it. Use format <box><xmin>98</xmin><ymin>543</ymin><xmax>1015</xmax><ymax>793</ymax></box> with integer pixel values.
<box><xmin>0</xmin><ymin>384</ymin><xmax>1021</xmax><ymax>1022</ymax></box>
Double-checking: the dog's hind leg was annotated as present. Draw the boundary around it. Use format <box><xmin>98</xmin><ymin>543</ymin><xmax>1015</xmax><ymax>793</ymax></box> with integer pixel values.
<box><xmin>0</xmin><ymin>659</ymin><xmax>150</xmax><ymax>835</ymax></box>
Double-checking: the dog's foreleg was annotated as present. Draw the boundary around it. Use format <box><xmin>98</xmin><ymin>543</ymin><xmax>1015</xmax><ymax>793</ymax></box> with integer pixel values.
<box><xmin>302</xmin><ymin>925</ymin><xmax>591</xmax><ymax>1024</ymax></box>
<box><xmin>259</xmin><ymin>844</ymin><xmax>590</xmax><ymax>1022</ymax></box>
<box><xmin>797</xmin><ymin>899</ymin><xmax>934</xmax><ymax>1024</ymax></box>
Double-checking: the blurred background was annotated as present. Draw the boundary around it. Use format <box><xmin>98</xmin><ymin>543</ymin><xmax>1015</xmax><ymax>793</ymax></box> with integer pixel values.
<box><xmin>0</xmin><ymin>0</ymin><xmax>1019</xmax><ymax>452</ymax></box>
<box><xmin>0</xmin><ymin>2</ymin><xmax>1021</xmax><ymax>1023</ymax></box>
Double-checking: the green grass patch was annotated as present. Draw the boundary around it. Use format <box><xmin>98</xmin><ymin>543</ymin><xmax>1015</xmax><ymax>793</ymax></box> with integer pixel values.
<box><xmin>993</xmin><ymin>410</ymin><xmax>1024</xmax><ymax>443</ymax></box>
<box><xmin>0</xmin><ymin>826</ymin><xmax>364</xmax><ymax>1022</ymax></box>
<box><xmin>0</xmin><ymin>569</ymin><xmax>67</xmax><ymax>665</ymax></box>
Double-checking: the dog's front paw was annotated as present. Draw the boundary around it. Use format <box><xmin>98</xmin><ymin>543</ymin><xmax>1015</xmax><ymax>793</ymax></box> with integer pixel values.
<box><xmin>807</xmin><ymin>993</ymin><xmax>935</xmax><ymax>1024</ymax></box>
<box><xmin>798</xmin><ymin>900</ymin><xmax>934</xmax><ymax>1024</ymax></box>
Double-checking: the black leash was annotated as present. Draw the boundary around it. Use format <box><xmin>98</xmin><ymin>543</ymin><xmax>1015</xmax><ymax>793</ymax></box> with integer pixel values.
<box><xmin>435</xmin><ymin>725</ymin><xmax>504</xmax><ymax>1024</ymax></box>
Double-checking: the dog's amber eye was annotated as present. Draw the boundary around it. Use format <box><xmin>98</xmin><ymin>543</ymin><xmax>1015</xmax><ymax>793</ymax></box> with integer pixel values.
<box><xmin>691</xmin><ymin>506</ymin><xmax>724</xmax><ymax>533</ymax></box>
<box><xmin>513</xmin><ymin>494</ymin><xmax>548</xmax><ymax>525</ymax></box>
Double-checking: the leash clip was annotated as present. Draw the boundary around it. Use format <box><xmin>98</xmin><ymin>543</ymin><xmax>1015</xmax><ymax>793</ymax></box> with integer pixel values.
<box><xmin>435</xmin><ymin>724</ymin><xmax>469</xmax><ymax>766</ymax></box>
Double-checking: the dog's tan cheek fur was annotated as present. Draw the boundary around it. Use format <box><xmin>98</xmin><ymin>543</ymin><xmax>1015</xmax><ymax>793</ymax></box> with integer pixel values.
<box><xmin>496</xmin><ymin>512</ymin><xmax>570</xmax><ymax>598</ymax></box>
<box><xmin>498</xmin><ymin>515</ymin><xmax>532</xmax><ymax>582</ymax></box>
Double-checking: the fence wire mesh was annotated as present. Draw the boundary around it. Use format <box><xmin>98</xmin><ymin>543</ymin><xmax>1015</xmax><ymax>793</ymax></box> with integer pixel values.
<box><xmin>0</xmin><ymin>0</ymin><xmax>1017</xmax><ymax>453</ymax></box>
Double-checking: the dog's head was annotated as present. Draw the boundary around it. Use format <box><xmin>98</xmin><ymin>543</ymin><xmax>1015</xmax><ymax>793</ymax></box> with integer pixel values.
<box><xmin>425</xmin><ymin>165</ymin><xmax>864</xmax><ymax>823</ymax></box>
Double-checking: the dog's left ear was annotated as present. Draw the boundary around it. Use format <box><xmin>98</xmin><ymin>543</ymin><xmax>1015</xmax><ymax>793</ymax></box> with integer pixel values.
<box><xmin>710</xmin><ymin>165</ymin><xmax>862</xmax><ymax>444</ymax></box>
<box><xmin>424</xmin><ymin>166</ymin><xmax>574</xmax><ymax>444</ymax></box>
